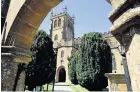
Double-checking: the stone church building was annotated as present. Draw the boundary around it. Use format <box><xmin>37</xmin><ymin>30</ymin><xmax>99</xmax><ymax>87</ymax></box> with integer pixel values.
<box><xmin>50</xmin><ymin>8</ymin><xmax>77</xmax><ymax>83</ymax></box>
<box><xmin>2</xmin><ymin>0</ymin><xmax>140</xmax><ymax>91</ymax></box>
<box><xmin>49</xmin><ymin>8</ymin><xmax>122</xmax><ymax>84</ymax></box>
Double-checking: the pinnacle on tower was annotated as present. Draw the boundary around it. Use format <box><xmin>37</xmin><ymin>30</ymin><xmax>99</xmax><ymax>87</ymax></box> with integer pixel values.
<box><xmin>72</xmin><ymin>14</ymin><xmax>75</xmax><ymax>19</ymax></box>
<box><xmin>63</xmin><ymin>5</ymin><xmax>67</xmax><ymax>14</ymax></box>
<box><xmin>51</xmin><ymin>10</ymin><xmax>53</xmax><ymax>17</ymax></box>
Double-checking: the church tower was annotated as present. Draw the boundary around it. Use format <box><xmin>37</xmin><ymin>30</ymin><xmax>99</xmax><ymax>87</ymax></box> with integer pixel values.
<box><xmin>50</xmin><ymin>7</ymin><xmax>76</xmax><ymax>83</ymax></box>
<box><xmin>50</xmin><ymin>7</ymin><xmax>74</xmax><ymax>48</ymax></box>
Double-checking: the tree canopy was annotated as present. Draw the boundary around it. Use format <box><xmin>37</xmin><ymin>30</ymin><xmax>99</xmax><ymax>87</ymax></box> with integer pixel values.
<box><xmin>68</xmin><ymin>50</ymin><xmax>79</xmax><ymax>84</ymax></box>
<box><xmin>71</xmin><ymin>32</ymin><xmax>112</xmax><ymax>91</ymax></box>
<box><xmin>26</xmin><ymin>30</ymin><xmax>56</xmax><ymax>90</ymax></box>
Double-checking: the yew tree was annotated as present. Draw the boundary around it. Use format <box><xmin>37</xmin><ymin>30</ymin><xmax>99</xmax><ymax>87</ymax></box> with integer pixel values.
<box><xmin>77</xmin><ymin>32</ymin><xmax>112</xmax><ymax>91</ymax></box>
<box><xmin>68</xmin><ymin>51</ymin><xmax>79</xmax><ymax>84</ymax></box>
<box><xmin>26</xmin><ymin>30</ymin><xmax>56</xmax><ymax>90</ymax></box>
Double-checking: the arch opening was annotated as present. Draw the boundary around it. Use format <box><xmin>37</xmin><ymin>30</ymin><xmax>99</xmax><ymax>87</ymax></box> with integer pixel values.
<box><xmin>58</xmin><ymin>18</ymin><xmax>61</xmax><ymax>27</ymax></box>
<box><xmin>54</xmin><ymin>34</ymin><xmax>58</xmax><ymax>41</ymax></box>
<box><xmin>58</xmin><ymin>67</ymin><xmax>66</xmax><ymax>82</ymax></box>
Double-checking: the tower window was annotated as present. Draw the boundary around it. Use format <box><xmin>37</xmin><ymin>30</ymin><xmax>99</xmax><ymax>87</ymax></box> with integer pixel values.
<box><xmin>61</xmin><ymin>60</ymin><xmax>64</xmax><ymax>65</ymax></box>
<box><xmin>61</xmin><ymin>50</ymin><xmax>64</xmax><ymax>58</ymax></box>
<box><xmin>61</xmin><ymin>60</ymin><xmax>64</xmax><ymax>63</ymax></box>
<box><xmin>54</xmin><ymin>20</ymin><xmax>57</xmax><ymax>28</ymax></box>
<box><xmin>54</xmin><ymin>35</ymin><xmax>58</xmax><ymax>41</ymax></box>
<box><xmin>58</xmin><ymin>18</ymin><xmax>61</xmax><ymax>27</ymax></box>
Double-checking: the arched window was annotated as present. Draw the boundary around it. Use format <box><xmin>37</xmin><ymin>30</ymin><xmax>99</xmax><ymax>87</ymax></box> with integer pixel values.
<box><xmin>61</xmin><ymin>60</ymin><xmax>64</xmax><ymax>63</ymax></box>
<box><xmin>54</xmin><ymin>20</ymin><xmax>57</xmax><ymax>28</ymax></box>
<box><xmin>61</xmin><ymin>60</ymin><xmax>64</xmax><ymax>65</ymax></box>
<box><xmin>54</xmin><ymin>35</ymin><xmax>58</xmax><ymax>41</ymax></box>
<box><xmin>61</xmin><ymin>50</ymin><xmax>64</xmax><ymax>58</ymax></box>
<box><xmin>58</xmin><ymin>18</ymin><xmax>61</xmax><ymax>27</ymax></box>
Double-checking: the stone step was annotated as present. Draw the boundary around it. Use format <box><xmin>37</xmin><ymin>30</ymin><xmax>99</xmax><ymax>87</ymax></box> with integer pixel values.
<box><xmin>54</xmin><ymin>82</ymin><xmax>69</xmax><ymax>86</ymax></box>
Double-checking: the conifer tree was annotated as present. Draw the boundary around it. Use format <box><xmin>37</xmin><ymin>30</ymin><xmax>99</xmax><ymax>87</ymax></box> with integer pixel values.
<box><xmin>68</xmin><ymin>51</ymin><xmax>79</xmax><ymax>84</ymax></box>
<box><xmin>77</xmin><ymin>32</ymin><xmax>112</xmax><ymax>91</ymax></box>
<box><xmin>26</xmin><ymin>30</ymin><xmax>56</xmax><ymax>90</ymax></box>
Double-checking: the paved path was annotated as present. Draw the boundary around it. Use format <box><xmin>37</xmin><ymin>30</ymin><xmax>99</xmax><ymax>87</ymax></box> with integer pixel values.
<box><xmin>54</xmin><ymin>82</ymin><xmax>73</xmax><ymax>92</ymax></box>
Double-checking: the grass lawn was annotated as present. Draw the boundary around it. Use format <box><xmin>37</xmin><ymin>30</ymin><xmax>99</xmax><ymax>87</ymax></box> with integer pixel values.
<box><xmin>69</xmin><ymin>84</ymin><xmax>89</xmax><ymax>92</ymax></box>
<box><xmin>42</xmin><ymin>84</ymin><xmax>53</xmax><ymax>91</ymax></box>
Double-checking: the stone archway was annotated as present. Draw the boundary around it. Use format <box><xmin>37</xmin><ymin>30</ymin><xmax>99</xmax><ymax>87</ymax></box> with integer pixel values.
<box><xmin>58</xmin><ymin>68</ymin><xmax>66</xmax><ymax>82</ymax></box>
<box><xmin>1</xmin><ymin>1</ymin><xmax>63</xmax><ymax>90</ymax></box>
<box><xmin>56</xmin><ymin>66</ymin><xmax>66</xmax><ymax>82</ymax></box>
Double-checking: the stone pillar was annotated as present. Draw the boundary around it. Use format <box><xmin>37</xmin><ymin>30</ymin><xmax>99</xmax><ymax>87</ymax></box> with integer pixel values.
<box><xmin>1</xmin><ymin>55</ymin><xmax>19</xmax><ymax>90</ymax></box>
<box><xmin>15</xmin><ymin>71</ymin><xmax>26</xmax><ymax>91</ymax></box>
<box><xmin>1</xmin><ymin>45</ymin><xmax>31</xmax><ymax>91</ymax></box>
<box><xmin>124</xmin><ymin>26</ymin><xmax>140</xmax><ymax>90</ymax></box>
<box><xmin>107</xmin><ymin>0</ymin><xmax>140</xmax><ymax>91</ymax></box>
<box><xmin>105</xmin><ymin>73</ymin><xmax>127</xmax><ymax>92</ymax></box>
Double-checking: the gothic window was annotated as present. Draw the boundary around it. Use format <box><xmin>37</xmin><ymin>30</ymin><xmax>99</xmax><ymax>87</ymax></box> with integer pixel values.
<box><xmin>61</xmin><ymin>50</ymin><xmax>64</xmax><ymax>58</ymax></box>
<box><xmin>61</xmin><ymin>60</ymin><xmax>64</xmax><ymax>65</ymax></box>
<box><xmin>58</xmin><ymin>18</ymin><xmax>61</xmax><ymax>27</ymax></box>
<box><xmin>112</xmin><ymin>55</ymin><xmax>117</xmax><ymax>73</ymax></box>
<box><xmin>54</xmin><ymin>35</ymin><xmax>58</xmax><ymax>41</ymax></box>
<box><xmin>54</xmin><ymin>20</ymin><xmax>57</xmax><ymax>28</ymax></box>
<box><xmin>61</xmin><ymin>60</ymin><xmax>64</xmax><ymax>63</ymax></box>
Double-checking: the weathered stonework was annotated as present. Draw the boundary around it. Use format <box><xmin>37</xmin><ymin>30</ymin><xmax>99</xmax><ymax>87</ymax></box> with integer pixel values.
<box><xmin>15</xmin><ymin>71</ymin><xmax>26</xmax><ymax>91</ymax></box>
<box><xmin>1</xmin><ymin>56</ymin><xmax>18</xmax><ymax>90</ymax></box>
<box><xmin>50</xmin><ymin>10</ymin><xmax>76</xmax><ymax>83</ymax></box>
<box><xmin>1</xmin><ymin>0</ymin><xmax>62</xmax><ymax>91</ymax></box>
<box><xmin>105</xmin><ymin>73</ymin><xmax>127</xmax><ymax>92</ymax></box>
<box><xmin>107</xmin><ymin>0</ymin><xmax>140</xmax><ymax>91</ymax></box>
<box><xmin>1</xmin><ymin>46</ymin><xmax>28</xmax><ymax>91</ymax></box>
<box><xmin>125</xmin><ymin>26</ymin><xmax>140</xmax><ymax>90</ymax></box>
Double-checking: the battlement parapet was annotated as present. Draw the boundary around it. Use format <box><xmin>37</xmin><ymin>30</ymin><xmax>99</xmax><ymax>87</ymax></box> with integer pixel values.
<box><xmin>58</xmin><ymin>40</ymin><xmax>74</xmax><ymax>47</ymax></box>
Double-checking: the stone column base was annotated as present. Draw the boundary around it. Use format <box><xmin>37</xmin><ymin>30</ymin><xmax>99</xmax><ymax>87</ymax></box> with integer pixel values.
<box><xmin>105</xmin><ymin>73</ymin><xmax>127</xmax><ymax>92</ymax></box>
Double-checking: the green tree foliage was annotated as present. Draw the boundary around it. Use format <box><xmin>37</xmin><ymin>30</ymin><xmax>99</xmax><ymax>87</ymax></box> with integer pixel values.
<box><xmin>26</xmin><ymin>30</ymin><xmax>56</xmax><ymax>90</ymax></box>
<box><xmin>76</xmin><ymin>32</ymin><xmax>112</xmax><ymax>91</ymax></box>
<box><xmin>68</xmin><ymin>51</ymin><xmax>79</xmax><ymax>84</ymax></box>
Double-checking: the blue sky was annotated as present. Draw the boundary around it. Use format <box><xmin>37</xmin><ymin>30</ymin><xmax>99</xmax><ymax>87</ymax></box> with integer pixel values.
<box><xmin>39</xmin><ymin>0</ymin><xmax>112</xmax><ymax>37</ymax></box>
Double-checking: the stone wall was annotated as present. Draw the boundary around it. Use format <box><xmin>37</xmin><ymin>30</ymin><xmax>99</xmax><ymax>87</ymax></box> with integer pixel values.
<box><xmin>125</xmin><ymin>26</ymin><xmax>140</xmax><ymax>91</ymax></box>
<box><xmin>15</xmin><ymin>71</ymin><xmax>26</xmax><ymax>91</ymax></box>
<box><xmin>107</xmin><ymin>0</ymin><xmax>140</xmax><ymax>91</ymax></box>
<box><xmin>1</xmin><ymin>56</ymin><xmax>18</xmax><ymax>91</ymax></box>
<box><xmin>105</xmin><ymin>73</ymin><xmax>127</xmax><ymax>92</ymax></box>
<box><xmin>56</xmin><ymin>46</ymin><xmax>74</xmax><ymax>83</ymax></box>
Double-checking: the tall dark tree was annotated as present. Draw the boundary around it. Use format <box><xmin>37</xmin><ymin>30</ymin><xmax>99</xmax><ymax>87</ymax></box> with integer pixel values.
<box><xmin>68</xmin><ymin>51</ymin><xmax>79</xmax><ymax>84</ymax></box>
<box><xmin>26</xmin><ymin>30</ymin><xmax>56</xmax><ymax>90</ymax></box>
<box><xmin>76</xmin><ymin>32</ymin><xmax>112</xmax><ymax>91</ymax></box>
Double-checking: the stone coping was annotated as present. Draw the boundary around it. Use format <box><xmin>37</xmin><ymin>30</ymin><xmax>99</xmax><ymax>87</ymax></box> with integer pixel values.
<box><xmin>1</xmin><ymin>45</ymin><xmax>31</xmax><ymax>62</ymax></box>
<box><xmin>108</xmin><ymin>0</ymin><xmax>128</xmax><ymax>21</ymax></box>
<box><xmin>105</xmin><ymin>73</ymin><xmax>125</xmax><ymax>79</ymax></box>
<box><xmin>13</xmin><ymin>57</ymin><xmax>31</xmax><ymax>63</ymax></box>
<box><xmin>105</xmin><ymin>73</ymin><xmax>126</xmax><ymax>85</ymax></box>
<box><xmin>1</xmin><ymin>53</ymin><xmax>13</xmax><ymax>56</ymax></box>
<box><xmin>110</xmin><ymin>7</ymin><xmax>140</xmax><ymax>33</ymax></box>
<box><xmin>1</xmin><ymin>46</ymin><xmax>15</xmax><ymax>48</ymax></box>
<box><xmin>113</xmin><ymin>7</ymin><xmax>140</xmax><ymax>25</ymax></box>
